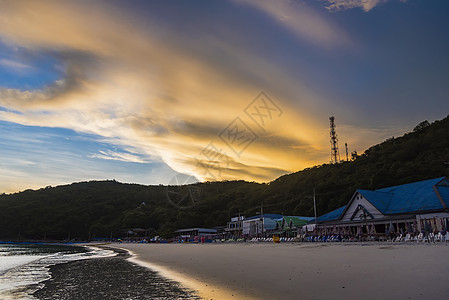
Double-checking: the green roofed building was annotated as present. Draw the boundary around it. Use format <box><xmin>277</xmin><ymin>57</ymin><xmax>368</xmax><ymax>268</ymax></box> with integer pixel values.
<box><xmin>273</xmin><ymin>216</ymin><xmax>314</xmax><ymax>237</ymax></box>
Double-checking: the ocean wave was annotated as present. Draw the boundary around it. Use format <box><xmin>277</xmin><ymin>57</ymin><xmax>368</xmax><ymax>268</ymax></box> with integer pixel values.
<box><xmin>0</xmin><ymin>244</ymin><xmax>116</xmax><ymax>299</ymax></box>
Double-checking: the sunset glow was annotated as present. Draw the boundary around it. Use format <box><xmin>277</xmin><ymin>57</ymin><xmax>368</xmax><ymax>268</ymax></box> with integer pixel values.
<box><xmin>1</xmin><ymin>0</ymin><xmax>448</xmax><ymax>192</ymax></box>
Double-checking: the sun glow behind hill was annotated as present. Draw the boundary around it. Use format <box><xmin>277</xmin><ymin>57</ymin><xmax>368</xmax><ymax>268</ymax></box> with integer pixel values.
<box><xmin>0</xmin><ymin>0</ymin><xmax>448</xmax><ymax>192</ymax></box>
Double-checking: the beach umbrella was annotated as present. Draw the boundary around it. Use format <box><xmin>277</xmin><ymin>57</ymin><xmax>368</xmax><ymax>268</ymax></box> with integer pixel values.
<box><xmin>439</xmin><ymin>218</ymin><xmax>446</xmax><ymax>234</ymax></box>
<box><xmin>389</xmin><ymin>222</ymin><xmax>395</xmax><ymax>233</ymax></box>
<box><xmin>406</xmin><ymin>221</ymin><xmax>413</xmax><ymax>233</ymax></box>
<box><xmin>424</xmin><ymin>220</ymin><xmax>432</xmax><ymax>233</ymax></box>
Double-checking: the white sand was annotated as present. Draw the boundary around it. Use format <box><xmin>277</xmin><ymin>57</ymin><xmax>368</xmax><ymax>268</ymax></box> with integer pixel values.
<box><xmin>113</xmin><ymin>243</ymin><xmax>449</xmax><ymax>300</ymax></box>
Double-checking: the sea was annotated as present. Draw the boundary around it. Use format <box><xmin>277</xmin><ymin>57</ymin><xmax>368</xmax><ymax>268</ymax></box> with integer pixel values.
<box><xmin>0</xmin><ymin>243</ymin><xmax>199</xmax><ymax>299</ymax></box>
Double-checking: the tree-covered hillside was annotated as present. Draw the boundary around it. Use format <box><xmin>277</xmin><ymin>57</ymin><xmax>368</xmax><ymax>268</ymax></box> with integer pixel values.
<box><xmin>1</xmin><ymin>116</ymin><xmax>448</xmax><ymax>240</ymax></box>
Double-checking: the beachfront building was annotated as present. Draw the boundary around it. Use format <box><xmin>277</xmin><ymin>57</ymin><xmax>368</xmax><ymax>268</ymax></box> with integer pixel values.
<box><xmin>175</xmin><ymin>228</ymin><xmax>217</xmax><ymax>242</ymax></box>
<box><xmin>225</xmin><ymin>216</ymin><xmax>245</xmax><ymax>238</ymax></box>
<box><xmin>273</xmin><ymin>216</ymin><xmax>314</xmax><ymax>237</ymax></box>
<box><xmin>314</xmin><ymin>177</ymin><xmax>449</xmax><ymax>237</ymax></box>
<box><xmin>242</xmin><ymin>214</ymin><xmax>283</xmax><ymax>237</ymax></box>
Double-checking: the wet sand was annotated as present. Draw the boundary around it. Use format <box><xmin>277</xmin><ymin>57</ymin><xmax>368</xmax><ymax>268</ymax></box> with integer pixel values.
<box><xmin>113</xmin><ymin>242</ymin><xmax>449</xmax><ymax>300</ymax></box>
<box><xmin>33</xmin><ymin>247</ymin><xmax>198</xmax><ymax>299</ymax></box>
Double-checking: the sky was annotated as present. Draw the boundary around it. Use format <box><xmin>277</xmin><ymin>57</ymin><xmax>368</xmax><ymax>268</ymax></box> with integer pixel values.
<box><xmin>0</xmin><ymin>0</ymin><xmax>448</xmax><ymax>193</ymax></box>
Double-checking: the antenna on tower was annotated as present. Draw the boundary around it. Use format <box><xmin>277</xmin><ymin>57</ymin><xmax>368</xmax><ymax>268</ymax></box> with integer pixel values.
<box><xmin>329</xmin><ymin>116</ymin><xmax>340</xmax><ymax>164</ymax></box>
<box><xmin>345</xmin><ymin>142</ymin><xmax>349</xmax><ymax>162</ymax></box>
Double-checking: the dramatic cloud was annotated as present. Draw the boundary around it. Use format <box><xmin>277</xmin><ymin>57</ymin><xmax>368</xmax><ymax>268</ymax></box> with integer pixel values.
<box><xmin>322</xmin><ymin>0</ymin><xmax>406</xmax><ymax>12</ymax></box>
<box><xmin>0</xmin><ymin>0</ymin><xmax>336</xmax><ymax>185</ymax></box>
<box><xmin>89</xmin><ymin>150</ymin><xmax>151</xmax><ymax>164</ymax></box>
<box><xmin>0</xmin><ymin>58</ymin><xmax>34</xmax><ymax>72</ymax></box>
<box><xmin>234</xmin><ymin>0</ymin><xmax>352</xmax><ymax>47</ymax></box>
<box><xmin>1</xmin><ymin>0</ymin><xmax>438</xmax><ymax>192</ymax></box>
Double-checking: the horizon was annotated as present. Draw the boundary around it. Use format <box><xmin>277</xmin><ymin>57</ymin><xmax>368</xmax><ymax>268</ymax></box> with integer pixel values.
<box><xmin>3</xmin><ymin>116</ymin><xmax>447</xmax><ymax>196</ymax></box>
<box><xmin>1</xmin><ymin>0</ymin><xmax>449</xmax><ymax>193</ymax></box>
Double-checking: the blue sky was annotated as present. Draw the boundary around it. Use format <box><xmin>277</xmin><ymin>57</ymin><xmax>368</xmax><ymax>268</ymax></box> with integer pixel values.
<box><xmin>0</xmin><ymin>121</ymin><xmax>177</xmax><ymax>192</ymax></box>
<box><xmin>0</xmin><ymin>0</ymin><xmax>448</xmax><ymax>192</ymax></box>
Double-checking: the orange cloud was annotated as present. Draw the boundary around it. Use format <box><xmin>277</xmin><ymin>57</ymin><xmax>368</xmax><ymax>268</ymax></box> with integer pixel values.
<box><xmin>0</xmin><ymin>0</ymin><xmax>358</xmax><ymax>185</ymax></box>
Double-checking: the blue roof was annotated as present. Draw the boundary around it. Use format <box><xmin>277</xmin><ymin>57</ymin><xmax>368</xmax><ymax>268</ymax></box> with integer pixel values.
<box><xmin>437</xmin><ymin>185</ymin><xmax>449</xmax><ymax>207</ymax></box>
<box><xmin>373</xmin><ymin>177</ymin><xmax>448</xmax><ymax>214</ymax></box>
<box><xmin>316</xmin><ymin>177</ymin><xmax>448</xmax><ymax>222</ymax></box>
<box><xmin>357</xmin><ymin>189</ymin><xmax>392</xmax><ymax>212</ymax></box>
<box><xmin>316</xmin><ymin>206</ymin><xmax>346</xmax><ymax>222</ymax></box>
<box><xmin>288</xmin><ymin>216</ymin><xmax>315</xmax><ymax>221</ymax></box>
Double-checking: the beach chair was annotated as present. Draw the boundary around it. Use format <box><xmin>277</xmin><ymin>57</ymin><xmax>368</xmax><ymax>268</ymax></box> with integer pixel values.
<box><xmin>404</xmin><ymin>234</ymin><xmax>411</xmax><ymax>242</ymax></box>
<box><xmin>416</xmin><ymin>233</ymin><xmax>423</xmax><ymax>242</ymax></box>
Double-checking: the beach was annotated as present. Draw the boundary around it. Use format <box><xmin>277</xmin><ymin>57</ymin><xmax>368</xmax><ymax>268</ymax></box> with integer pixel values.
<box><xmin>115</xmin><ymin>242</ymin><xmax>449</xmax><ymax>300</ymax></box>
<box><xmin>33</xmin><ymin>247</ymin><xmax>198</xmax><ymax>300</ymax></box>
<box><xmin>0</xmin><ymin>243</ymin><xmax>197</xmax><ymax>299</ymax></box>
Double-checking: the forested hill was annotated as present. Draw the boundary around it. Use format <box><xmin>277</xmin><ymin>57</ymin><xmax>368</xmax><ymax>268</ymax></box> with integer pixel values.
<box><xmin>1</xmin><ymin>115</ymin><xmax>448</xmax><ymax>240</ymax></box>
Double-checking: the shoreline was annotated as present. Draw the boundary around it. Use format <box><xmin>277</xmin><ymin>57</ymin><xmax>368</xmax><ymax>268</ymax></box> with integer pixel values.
<box><xmin>111</xmin><ymin>242</ymin><xmax>449</xmax><ymax>300</ymax></box>
<box><xmin>125</xmin><ymin>248</ymin><xmax>244</xmax><ymax>300</ymax></box>
<box><xmin>33</xmin><ymin>245</ymin><xmax>199</xmax><ymax>299</ymax></box>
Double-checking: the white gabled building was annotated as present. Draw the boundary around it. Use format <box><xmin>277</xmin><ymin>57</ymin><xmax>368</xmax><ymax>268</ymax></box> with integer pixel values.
<box><xmin>315</xmin><ymin>177</ymin><xmax>449</xmax><ymax>235</ymax></box>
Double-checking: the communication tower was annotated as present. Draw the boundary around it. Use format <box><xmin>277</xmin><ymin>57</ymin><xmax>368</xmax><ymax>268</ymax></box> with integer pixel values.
<box><xmin>329</xmin><ymin>116</ymin><xmax>340</xmax><ymax>164</ymax></box>
<box><xmin>345</xmin><ymin>143</ymin><xmax>349</xmax><ymax>161</ymax></box>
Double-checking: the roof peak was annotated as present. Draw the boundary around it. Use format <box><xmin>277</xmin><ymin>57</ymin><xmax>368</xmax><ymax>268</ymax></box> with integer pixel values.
<box><xmin>376</xmin><ymin>177</ymin><xmax>446</xmax><ymax>192</ymax></box>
